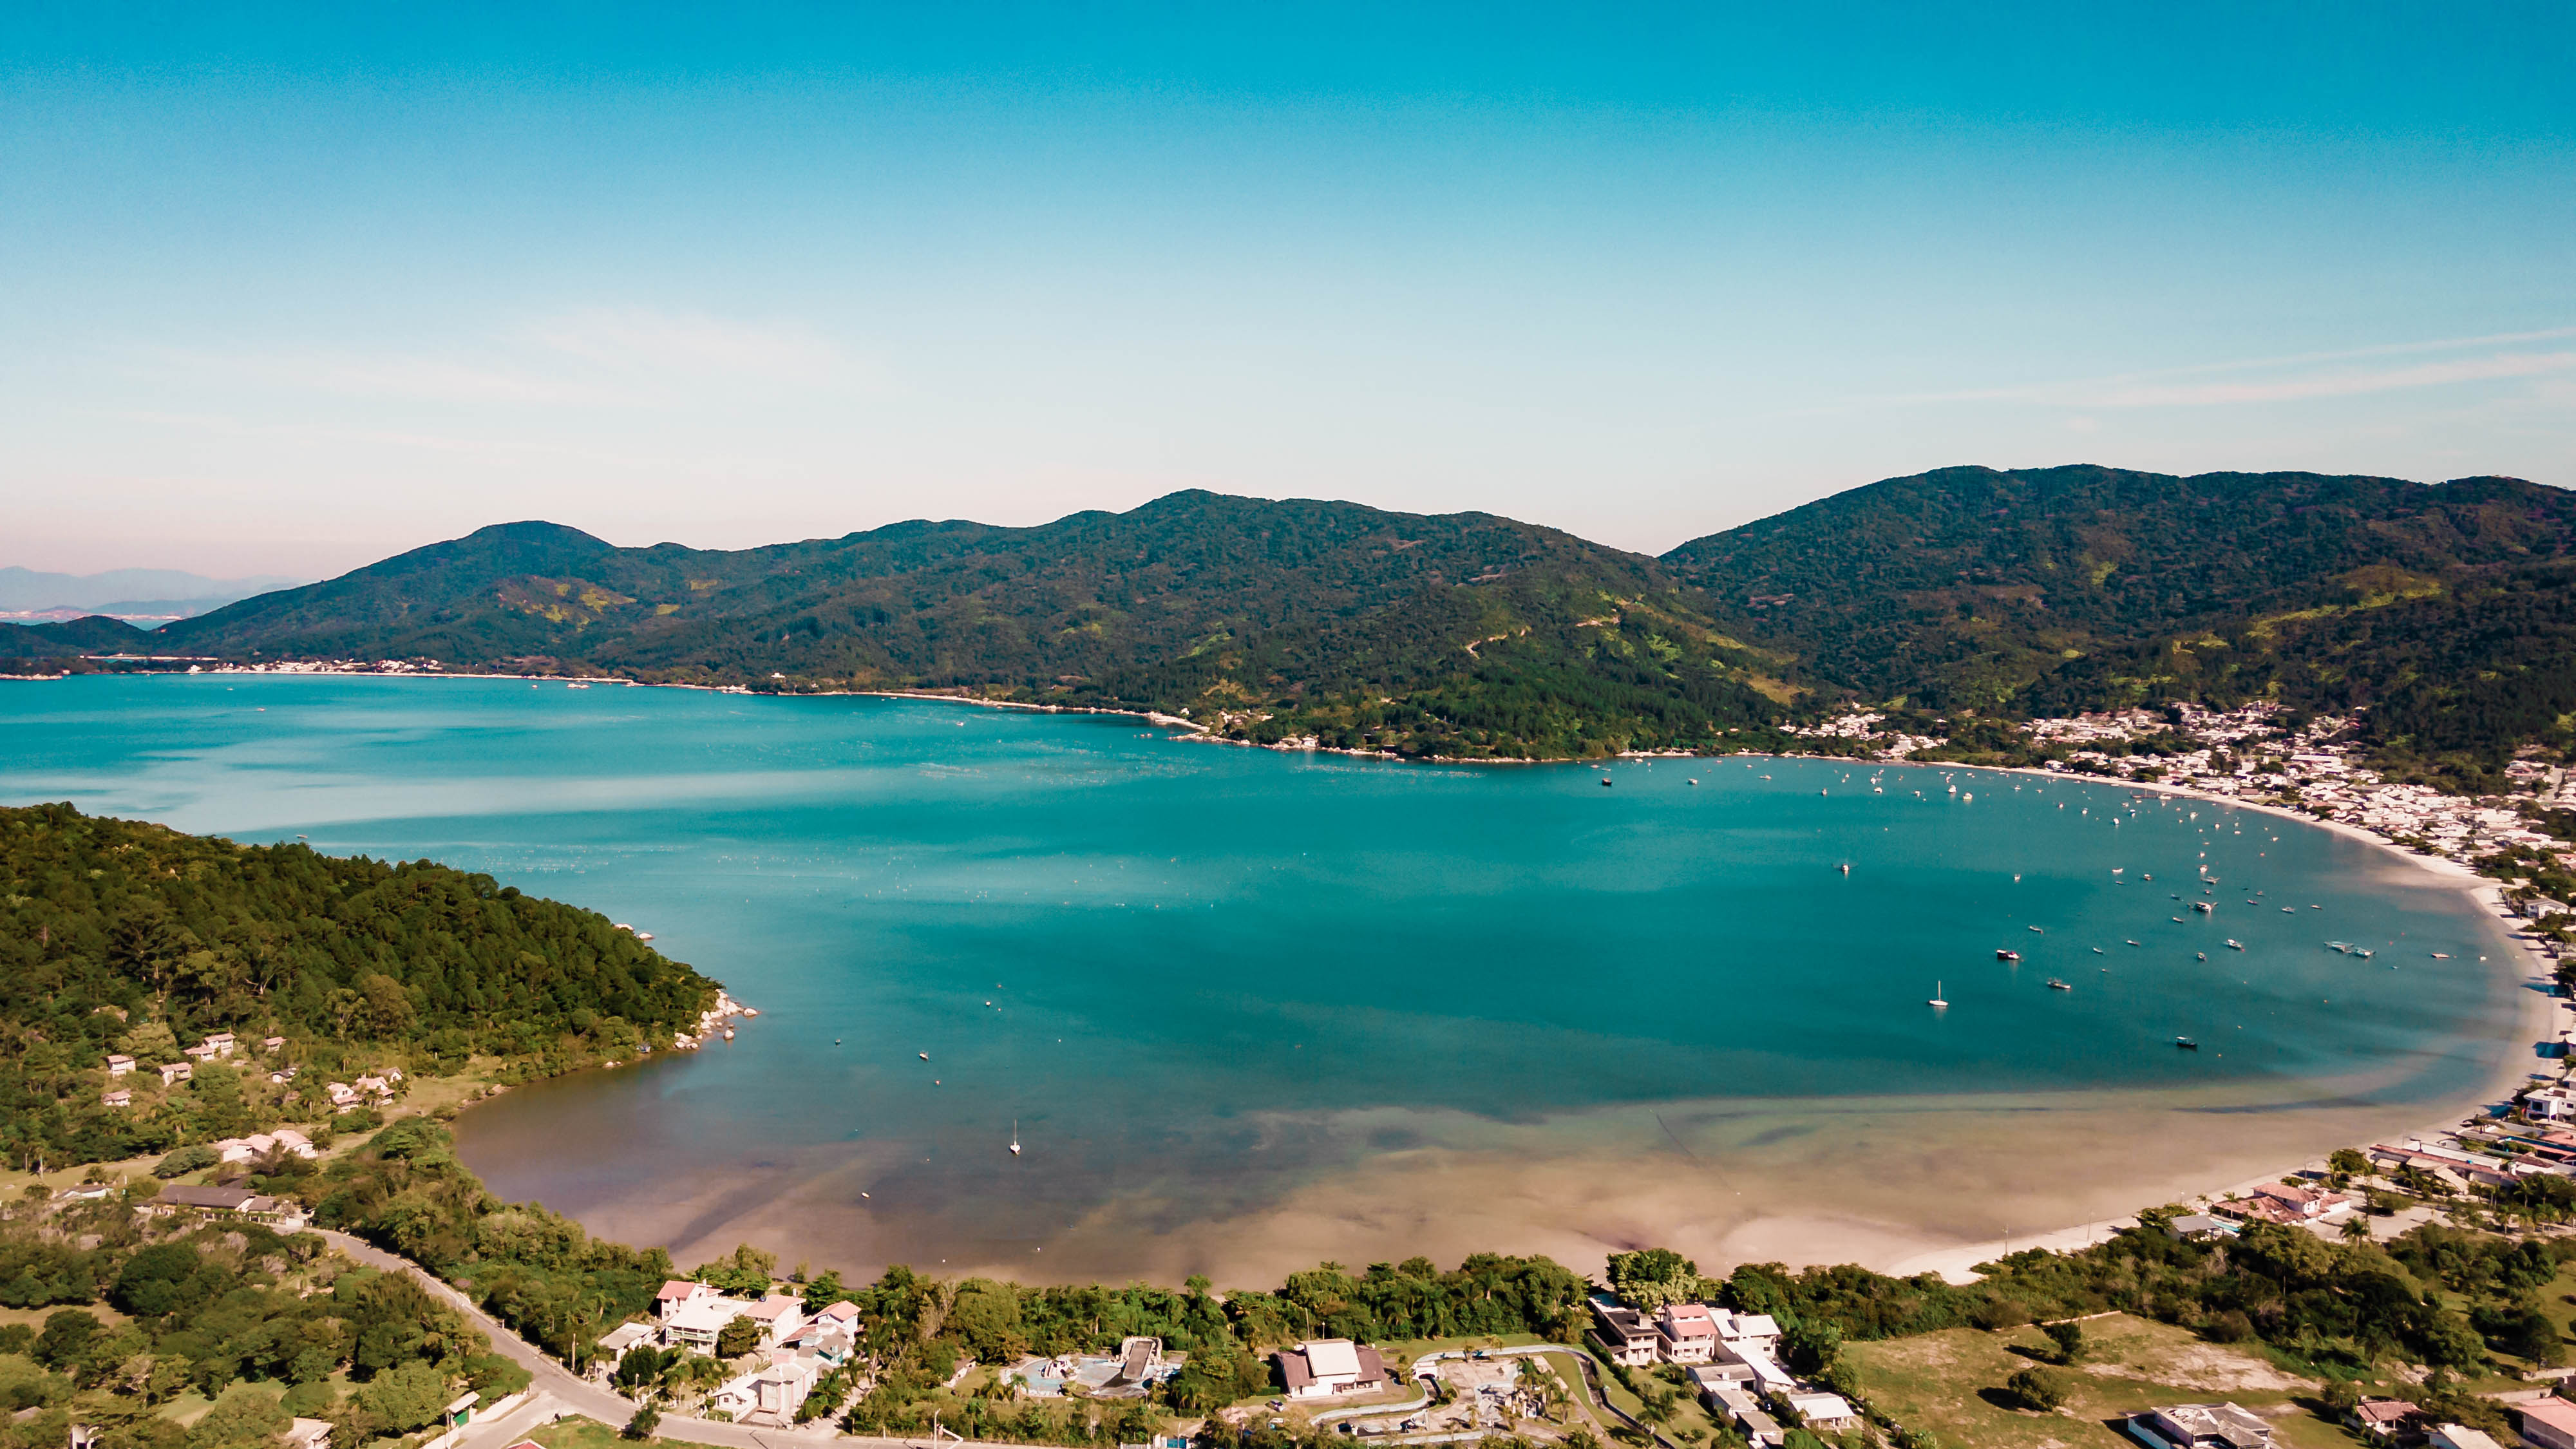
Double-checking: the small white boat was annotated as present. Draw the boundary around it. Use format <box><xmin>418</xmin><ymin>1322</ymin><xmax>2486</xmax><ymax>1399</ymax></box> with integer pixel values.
<box><xmin>919</xmin><ymin>1051</ymin><xmax>930</xmax><ymax>1061</ymax></box>
<box><xmin>1929</xmin><ymin>981</ymin><xmax>1948</xmax><ymax>1009</ymax></box>
<box><xmin>1010</xmin><ymin>1119</ymin><xmax>1022</xmax><ymax>1157</ymax></box>
<box><xmin>2225</xmin><ymin>940</ymin><xmax>2244</xmax><ymax>951</ymax></box>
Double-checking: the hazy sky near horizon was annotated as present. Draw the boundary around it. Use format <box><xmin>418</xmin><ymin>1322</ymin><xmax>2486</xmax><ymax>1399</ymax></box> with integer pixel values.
<box><xmin>6</xmin><ymin>3</ymin><xmax>2573</xmax><ymax>577</ymax></box>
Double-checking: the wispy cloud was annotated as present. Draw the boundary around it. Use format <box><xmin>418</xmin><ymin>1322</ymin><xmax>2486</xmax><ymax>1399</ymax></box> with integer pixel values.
<box><xmin>520</xmin><ymin>307</ymin><xmax>855</xmax><ymax>379</ymax></box>
<box><xmin>1907</xmin><ymin>325</ymin><xmax>2576</xmax><ymax>410</ymax></box>
<box><xmin>2087</xmin><ymin>350</ymin><xmax>2576</xmax><ymax>406</ymax></box>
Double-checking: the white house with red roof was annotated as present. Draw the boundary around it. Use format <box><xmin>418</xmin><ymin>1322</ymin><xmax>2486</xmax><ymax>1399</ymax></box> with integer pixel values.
<box><xmin>1654</xmin><ymin>1303</ymin><xmax>1719</xmax><ymax>1364</ymax></box>
<box><xmin>741</xmin><ymin>1294</ymin><xmax>808</xmax><ymax>1348</ymax></box>
<box><xmin>656</xmin><ymin>1280</ymin><xmax>722</xmax><ymax>1320</ymax></box>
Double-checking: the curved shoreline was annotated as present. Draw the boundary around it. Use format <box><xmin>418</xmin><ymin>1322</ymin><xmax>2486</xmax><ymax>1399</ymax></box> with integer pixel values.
<box><xmin>1864</xmin><ymin>759</ymin><xmax>2555</xmax><ymax>1282</ymax></box>
<box><xmin>28</xmin><ymin>669</ymin><xmax>2559</xmax><ymax>1283</ymax></box>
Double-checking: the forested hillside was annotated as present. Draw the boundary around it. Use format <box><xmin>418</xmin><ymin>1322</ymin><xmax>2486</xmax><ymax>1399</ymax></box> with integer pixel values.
<box><xmin>0</xmin><ymin>1183</ymin><xmax>533</xmax><ymax>1449</ymax></box>
<box><xmin>138</xmin><ymin>492</ymin><xmax>1794</xmax><ymax>759</ymax></box>
<box><xmin>0</xmin><ymin>802</ymin><xmax>720</xmax><ymax>1168</ymax></box>
<box><xmin>12</xmin><ymin>466</ymin><xmax>2570</xmax><ymax>768</ymax></box>
<box><xmin>1662</xmin><ymin>466</ymin><xmax>2576</xmax><ymax>771</ymax></box>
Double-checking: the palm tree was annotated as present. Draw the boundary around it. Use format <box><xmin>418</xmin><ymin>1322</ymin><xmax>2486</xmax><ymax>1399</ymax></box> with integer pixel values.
<box><xmin>2340</xmin><ymin>1215</ymin><xmax>2373</xmax><ymax>1242</ymax></box>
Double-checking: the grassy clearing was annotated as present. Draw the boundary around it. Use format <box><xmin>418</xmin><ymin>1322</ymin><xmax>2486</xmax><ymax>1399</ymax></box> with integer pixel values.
<box><xmin>156</xmin><ymin>1377</ymin><xmax>287</xmax><ymax>1428</ymax></box>
<box><xmin>524</xmin><ymin>1417</ymin><xmax>636</xmax><ymax>1449</ymax></box>
<box><xmin>1845</xmin><ymin>1314</ymin><xmax>2347</xmax><ymax>1449</ymax></box>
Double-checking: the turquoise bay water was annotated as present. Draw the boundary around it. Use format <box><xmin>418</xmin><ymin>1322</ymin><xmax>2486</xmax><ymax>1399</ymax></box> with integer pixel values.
<box><xmin>0</xmin><ymin>675</ymin><xmax>2524</xmax><ymax>1276</ymax></box>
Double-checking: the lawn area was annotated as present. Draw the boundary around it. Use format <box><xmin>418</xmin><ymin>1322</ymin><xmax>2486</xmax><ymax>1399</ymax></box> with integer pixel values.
<box><xmin>156</xmin><ymin>1378</ymin><xmax>286</xmax><ymax>1428</ymax></box>
<box><xmin>1575</xmin><ymin>1347</ymin><xmax>1723</xmax><ymax>1446</ymax></box>
<box><xmin>1844</xmin><ymin>1314</ymin><xmax>2347</xmax><ymax>1449</ymax></box>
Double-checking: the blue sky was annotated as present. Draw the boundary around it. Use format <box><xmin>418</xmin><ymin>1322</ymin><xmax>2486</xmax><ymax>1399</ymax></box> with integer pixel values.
<box><xmin>5</xmin><ymin>3</ymin><xmax>2571</xmax><ymax>575</ymax></box>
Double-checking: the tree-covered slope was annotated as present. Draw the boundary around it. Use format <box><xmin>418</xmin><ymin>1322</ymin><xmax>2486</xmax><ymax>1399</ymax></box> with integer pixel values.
<box><xmin>1662</xmin><ymin>465</ymin><xmax>2576</xmax><ymax>766</ymax></box>
<box><xmin>159</xmin><ymin>493</ymin><xmax>1794</xmax><ymax>758</ymax></box>
<box><xmin>66</xmin><ymin>466</ymin><xmax>2576</xmax><ymax>766</ymax></box>
<box><xmin>0</xmin><ymin>617</ymin><xmax>161</xmax><ymax>660</ymax></box>
<box><xmin>0</xmin><ymin>802</ymin><xmax>721</xmax><ymax>1168</ymax></box>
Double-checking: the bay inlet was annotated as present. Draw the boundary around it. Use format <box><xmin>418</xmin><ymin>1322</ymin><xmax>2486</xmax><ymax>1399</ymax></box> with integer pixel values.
<box><xmin>0</xmin><ymin>674</ymin><xmax>2530</xmax><ymax>1280</ymax></box>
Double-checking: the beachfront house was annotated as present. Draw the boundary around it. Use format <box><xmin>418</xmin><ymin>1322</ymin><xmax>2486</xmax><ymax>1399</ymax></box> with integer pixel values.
<box><xmin>2217</xmin><ymin>1181</ymin><xmax>2354</xmax><ymax>1226</ymax></box>
<box><xmin>2430</xmin><ymin>1426</ymin><xmax>2506</xmax><ymax>1449</ymax></box>
<box><xmin>160</xmin><ymin>1061</ymin><xmax>191</xmax><ymax>1085</ymax></box>
<box><xmin>2132</xmin><ymin>1402</ymin><xmax>2276</xmax><ymax>1448</ymax></box>
<box><xmin>740</xmin><ymin>1294</ymin><xmax>808</xmax><ymax>1348</ymax></box>
<box><xmin>106</xmin><ymin>1054</ymin><xmax>134</xmax><ymax>1077</ymax></box>
<box><xmin>655</xmin><ymin>1280</ymin><xmax>721</xmax><ymax>1320</ymax></box>
<box><xmin>1276</xmin><ymin>1340</ymin><xmax>1388</xmax><ymax>1400</ymax></box>
<box><xmin>1654</xmin><ymin>1303</ymin><xmax>1719</xmax><ymax>1363</ymax></box>
<box><xmin>2519</xmin><ymin>1397</ymin><xmax>2576</xmax><ymax>1449</ymax></box>
<box><xmin>661</xmin><ymin>1293</ymin><xmax>753</xmax><ymax>1352</ymax></box>
<box><xmin>1588</xmin><ymin>1303</ymin><xmax>1661</xmax><ymax>1367</ymax></box>
<box><xmin>101</xmin><ymin>1089</ymin><xmax>131</xmax><ymax>1108</ymax></box>
<box><xmin>2528</xmin><ymin>1086</ymin><xmax>2576</xmax><ymax>1122</ymax></box>
<box><xmin>1712</xmin><ymin>1309</ymin><xmax>1783</xmax><ymax>1363</ymax></box>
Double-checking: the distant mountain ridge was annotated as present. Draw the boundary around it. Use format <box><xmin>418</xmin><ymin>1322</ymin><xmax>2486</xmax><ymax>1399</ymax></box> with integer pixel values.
<box><xmin>0</xmin><ymin>564</ymin><xmax>306</xmax><ymax>625</ymax></box>
<box><xmin>7</xmin><ymin>467</ymin><xmax>2568</xmax><ymax>773</ymax></box>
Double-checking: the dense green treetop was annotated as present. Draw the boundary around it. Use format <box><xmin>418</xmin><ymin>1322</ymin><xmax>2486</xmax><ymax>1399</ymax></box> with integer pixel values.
<box><xmin>0</xmin><ymin>802</ymin><xmax>719</xmax><ymax>1168</ymax></box>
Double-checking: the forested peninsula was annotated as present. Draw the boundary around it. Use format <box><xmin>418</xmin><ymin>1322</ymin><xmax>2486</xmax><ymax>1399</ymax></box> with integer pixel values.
<box><xmin>0</xmin><ymin>802</ymin><xmax>720</xmax><ymax>1170</ymax></box>
<box><xmin>10</xmin><ymin>466</ymin><xmax>2571</xmax><ymax>778</ymax></box>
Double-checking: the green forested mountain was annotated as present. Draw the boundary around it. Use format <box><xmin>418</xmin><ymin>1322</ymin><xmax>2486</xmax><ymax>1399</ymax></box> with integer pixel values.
<box><xmin>144</xmin><ymin>492</ymin><xmax>1796</xmax><ymax>759</ymax></box>
<box><xmin>1662</xmin><ymin>466</ymin><xmax>2576</xmax><ymax>769</ymax></box>
<box><xmin>0</xmin><ymin>802</ymin><xmax>719</xmax><ymax>1168</ymax></box>
<box><xmin>12</xmin><ymin>467</ymin><xmax>2570</xmax><ymax>766</ymax></box>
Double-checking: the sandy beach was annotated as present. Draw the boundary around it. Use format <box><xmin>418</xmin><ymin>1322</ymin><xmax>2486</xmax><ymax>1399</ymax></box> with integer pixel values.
<box><xmin>453</xmin><ymin>746</ymin><xmax>2549</xmax><ymax>1291</ymax></box>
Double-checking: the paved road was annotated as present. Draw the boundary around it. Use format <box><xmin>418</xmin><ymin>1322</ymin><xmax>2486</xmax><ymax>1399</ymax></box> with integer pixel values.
<box><xmin>314</xmin><ymin>1229</ymin><xmax>934</xmax><ymax>1449</ymax></box>
<box><xmin>318</xmin><ymin>1229</ymin><xmax>1659</xmax><ymax>1449</ymax></box>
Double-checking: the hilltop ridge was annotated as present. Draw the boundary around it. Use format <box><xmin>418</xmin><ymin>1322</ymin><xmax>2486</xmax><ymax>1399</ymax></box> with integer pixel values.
<box><xmin>7</xmin><ymin>466</ymin><xmax>2569</xmax><ymax>773</ymax></box>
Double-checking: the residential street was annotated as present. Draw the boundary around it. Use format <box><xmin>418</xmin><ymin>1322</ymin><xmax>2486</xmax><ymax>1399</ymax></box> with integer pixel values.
<box><xmin>313</xmin><ymin>1230</ymin><xmax>932</xmax><ymax>1449</ymax></box>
